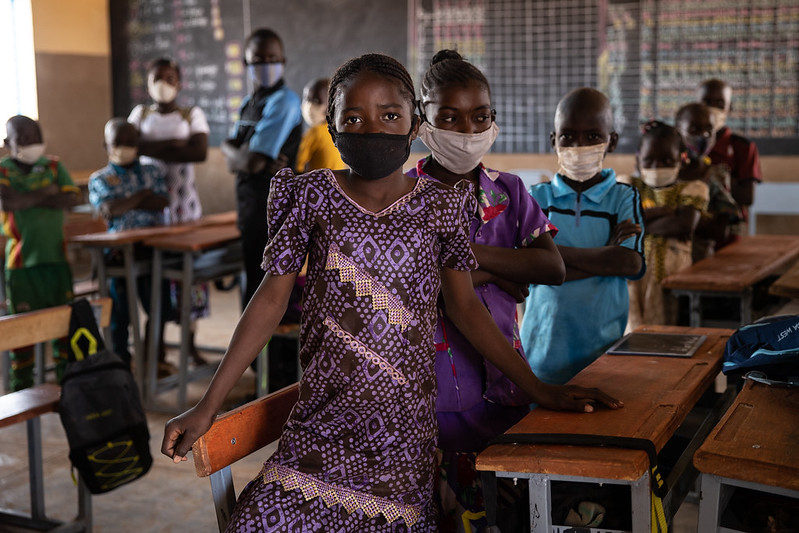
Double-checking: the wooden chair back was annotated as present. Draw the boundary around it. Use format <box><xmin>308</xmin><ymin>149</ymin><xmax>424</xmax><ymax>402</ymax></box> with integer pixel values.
<box><xmin>192</xmin><ymin>383</ymin><xmax>299</xmax><ymax>531</ymax></box>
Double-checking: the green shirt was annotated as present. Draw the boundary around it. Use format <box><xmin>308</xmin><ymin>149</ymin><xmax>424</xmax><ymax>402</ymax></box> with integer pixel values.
<box><xmin>0</xmin><ymin>156</ymin><xmax>78</xmax><ymax>270</ymax></box>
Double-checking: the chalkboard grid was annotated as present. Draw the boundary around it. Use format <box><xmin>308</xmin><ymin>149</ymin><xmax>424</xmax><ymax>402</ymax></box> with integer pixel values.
<box><xmin>411</xmin><ymin>0</ymin><xmax>799</xmax><ymax>154</ymax></box>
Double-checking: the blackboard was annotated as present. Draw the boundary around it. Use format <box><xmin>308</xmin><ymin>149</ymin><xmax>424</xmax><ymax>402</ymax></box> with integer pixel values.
<box><xmin>110</xmin><ymin>0</ymin><xmax>408</xmax><ymax>146</ymax></box>
<box><xmin>410</xmin><ymin>0</ymin><xmax>799</xmax><ymax>155</ymax></box>
<box><xmin>606</xmin><ymin>332</ymin><xmax>706</xmax><ymax>358</ymax></box>
<box><xmin>111</xmin><ymin>0</ymin><xmax>798</xmax><ymax>154</ymax></box>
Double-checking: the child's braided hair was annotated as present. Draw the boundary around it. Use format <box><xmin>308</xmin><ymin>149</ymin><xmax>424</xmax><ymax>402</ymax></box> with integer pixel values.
<box><xmin>419</xmin><ymin>49</ymin><xmax>490</xmax><ymax>104</ymax></box>
<box><xmin>327</xmin><ymin>53</ymin><xmax>416</xmax><ymax>124</ymax></box>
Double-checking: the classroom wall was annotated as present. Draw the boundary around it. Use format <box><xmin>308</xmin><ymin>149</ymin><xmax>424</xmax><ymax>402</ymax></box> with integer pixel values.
<box><xmin>12</xmin><ymin>3</ymin><xmax>799</xmax><ymax>230</ymax></box>
<box><xmin>29</xmin><ymin>0</ymin><xmax>112</xmax><ymax>182</ymax></box>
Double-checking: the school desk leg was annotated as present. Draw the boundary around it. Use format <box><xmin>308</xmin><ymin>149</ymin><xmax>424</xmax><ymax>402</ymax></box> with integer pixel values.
<box><xmin>630</xmin><ymin>474</ymin><xmax>652</xmax><ymax>532</ymax></box>
<box><xmin>147</xmin><ymin>249</ymin><xmax>164</xmax><ymax>408</ymax></box>
<box><xmin>77</xmin><ymin>475</ymin><xmax>93</xmax><ymax>531</ymax></box>
<box><xmin>688</xmin><ymin>292</ymin><xmax>702</xmax><ymax>327</ymax></box>
<box><xmin>528</xmin><ymin>475</ymin><xmax>552</xmax><ymax>533</ymax></box>
<box><xmin>124</xmin><ymin>244</ymin><xmax>144</xmax><ymax>387</ymax></box>
<box><xmin>27</xmin><ymin>417</ymin><xmax>46</xmax><ymax>521</ymax></box>
<box><xmin>697</xmin><ymin>473</ymin><xmax>722</xmax><ymax>532</ymax></box>
<box><xmin>740</xmin><ymin>288</ymin><xmax>752</xmax><ymax>325</ymax></box>
<box><xmin>93</xmin><ymin>248</ymin><xmax>114</xmax><ymax>356</ymax></box>
<box><xmin>209</xmin><ymin>466</ymin><xmax>236</xmax><ymax>533</ymax></box>
<box><xmin>481</xmin><ymin>471</ymin><xmax>498</xmax><ymax>528</ymax></box>
<box><xmin>178</xmin><ymin>250</ymin><xmax>194</xmax><ymax>410</ymax></box>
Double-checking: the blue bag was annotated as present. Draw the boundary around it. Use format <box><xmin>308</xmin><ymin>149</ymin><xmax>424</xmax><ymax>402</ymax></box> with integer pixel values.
<box><xmin>723</xmin><ymin>314</ymin><xmax>799</xmax><ymax>383</ymax></box>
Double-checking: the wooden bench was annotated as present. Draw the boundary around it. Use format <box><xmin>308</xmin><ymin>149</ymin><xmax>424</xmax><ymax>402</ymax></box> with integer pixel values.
<box><xmin>768</xmin><ymin>258</ymin><xmax>799</xmax><ymax>301</ymax></box>
<box><xmin>662</xmin><ymin>235</ymin><xmax>799</xmax><ymax>327</ymax></box>
<box><xmin>694</xmin><ymin>379</ymin><xmax>799</xmax><ymax>532</ymax></box>
<box><xmin>192</xmin><ymin>383</ymin><xmax>299</xmax><ymax>532</ymax></box>
<box><xmin>0</xmin><ymin>298</ymin><xmax>111</xmax><ymax>532</ymax></box>
<box><xmin>476</xmin><ymin>325</ymin><xmax>734</xmax><ymax>532</ymax></box>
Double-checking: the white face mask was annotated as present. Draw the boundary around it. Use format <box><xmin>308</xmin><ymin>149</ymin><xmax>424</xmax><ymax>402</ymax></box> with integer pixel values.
<box><xmin>108</xmin><ymin>146</ymin><xmax>138</xmax><ymax>166</ymax></box>
<box><xmin>247</xmin><ymin>62</ymin><xmax>284</xmax><ymax>89</ymax></box>
<box><xmin>708</xmin><ymin>107</ymin><xmax>727</xmax><ymax>133</ymax></box>
<box><xmin>418</xmin><ymin>121</ymin><xmax>499</xmax><ymax>175</ymax></box>
<box><xmin>302</xmin><ymin>101</ymin><xmax>327</xmax><ymax>127</ymax></box>
<box><xmin>148</xmin><ymin>79</ymin><xmax>178</xmax><ymax>104</ymax></box>
<box><xmin>13</xmin><ymin>143</ymin><xmax>46</xmax><ymax>165</ymax></box>
<box><xmin>556</xmin><ymin>143</ymin><xmax>607</xmax><ymax>182</ymax></box>
<box><xmin>640</xmin><ymin>166</ymin><xmax>680</xmax><ymax>189</ymax></box>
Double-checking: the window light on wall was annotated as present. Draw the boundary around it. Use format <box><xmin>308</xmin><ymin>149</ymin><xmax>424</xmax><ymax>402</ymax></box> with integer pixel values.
<box><xmin>0</xmin><ymin>0</ymin><xmax>38</xmax><ymax>124</ymax></box>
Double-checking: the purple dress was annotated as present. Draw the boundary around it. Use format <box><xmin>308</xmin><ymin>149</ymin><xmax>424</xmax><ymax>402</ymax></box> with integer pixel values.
<box><xmin>226</xmin><ymin>168</ymin><xmax>477</xmax><ymax>532</ymax></box>
<box><xmin>408</xmin><ymin>158</ymin><xmax>556</xmax><ymax>529</ymax></box>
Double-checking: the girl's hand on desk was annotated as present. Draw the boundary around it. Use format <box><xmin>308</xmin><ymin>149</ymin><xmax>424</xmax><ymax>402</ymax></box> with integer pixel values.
<box><xmin>161</xmin><ymin>404</ymin><xmax>216</xmax><ymax>463</ymax></box>
<box><xmin>536</xmin><ymin>383</ymin><xmax>623</xmax><ymax>413</ymax></box>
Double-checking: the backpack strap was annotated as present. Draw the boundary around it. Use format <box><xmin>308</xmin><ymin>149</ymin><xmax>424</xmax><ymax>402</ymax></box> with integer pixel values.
<box><xmin>68</xmin><ymin>299</ymin><xmax>106</xmax><ymax>361</ymax></box>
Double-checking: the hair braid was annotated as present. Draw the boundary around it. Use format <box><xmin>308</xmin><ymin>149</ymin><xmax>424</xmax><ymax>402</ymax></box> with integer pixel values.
<box><xmin>419</xmin><ymin>49</ymin><xmax>490</xmax><ymax>103</ymax></box>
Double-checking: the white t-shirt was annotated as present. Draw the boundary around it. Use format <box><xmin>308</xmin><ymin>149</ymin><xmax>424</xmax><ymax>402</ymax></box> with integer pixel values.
<box><xmin>128</xmin><ymin>105</ymin><xmax>210</xmax><ymax>222</ymax></box>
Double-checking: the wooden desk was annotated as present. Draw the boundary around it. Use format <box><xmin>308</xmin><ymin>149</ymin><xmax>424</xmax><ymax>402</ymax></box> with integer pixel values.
<box><xmin>662</xmin><ymin>236</ymin><xmax>799</xmax><ymax>327</ymax></box>
<box><xmin>769</xmin><ymin>258</ymin><xmax>799</xmax><ymax>300</ymax></box>
<box><xmin>68</xmin><ymin>211</ymin><xmax>239</xmax><ymax>390</ymax></box>
<box><xmin>476</xmin><ymin>325</ymin><xmax>733</xmax><ymax>533</ymax></box>
<box><xmin>144</xmin><ymin>223</ymin><xmax>243</xmax><ymax>412</ymax></box>
<box><xmin>694</xmin><ymin>380</ymin><xmax>799</xmax><ymax>532</ymax></box>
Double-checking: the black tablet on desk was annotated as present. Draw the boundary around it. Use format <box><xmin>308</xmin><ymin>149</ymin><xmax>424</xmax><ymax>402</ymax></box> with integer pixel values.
<box><xmin>606</xmin><ymin>332</ymin><xmax>707</xmax><ymax>358</ymax></box>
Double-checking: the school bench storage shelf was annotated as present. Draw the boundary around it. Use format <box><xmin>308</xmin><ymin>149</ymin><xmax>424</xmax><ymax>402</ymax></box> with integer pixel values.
<box><xmin>476</xmin><ymin>325</ymin><xmax>734</xmax><ymax>533</ymax></box>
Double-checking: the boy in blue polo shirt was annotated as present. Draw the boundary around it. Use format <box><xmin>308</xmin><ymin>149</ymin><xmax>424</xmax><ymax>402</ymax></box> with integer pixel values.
<box><xmin>221</xmin><ymin>28</ymin><xmax>302</xmax><ymax>311</ymax></box>
<box><xmin>520</xmin><ymin>88</ymin><xmax>645</xmax><ymax>385</ymax></box>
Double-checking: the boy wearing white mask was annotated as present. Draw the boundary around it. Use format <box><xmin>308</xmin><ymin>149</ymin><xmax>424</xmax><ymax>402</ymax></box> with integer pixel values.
<box><xmin>88</xmin><ymin>118</ymin><xmax>169</xmax><ymax>369</ymax></box>
<box><xmin>0</xmin><ymin>115</ymin><xmax>81</xmax><ymax>390</ymax></box>
<box><xmin>627</xmin><ymin>120</ymin><xmax>708</xmax><ymax>331</ymax></box>
<box><xmin>520</xmin><ymin>87</ymin><xmax>645</xmax><ymax>386</ymax></box>
<box><xmin>295</xmin><ymin>77</ymin><xmax>344</xmax><ymax>173</ymax></box>
<box><xmin>222</xmin><ymin>28</ymin><xmax>302</xmax><ymax>311</ymax></box>
<box><xmin>698</xmin><ymin>78</ymin><xmax>761</xmax><ymax>211</ymax></box>
<box><xmin>128</xmin><ymin>57</ymin><xmax>210</xmax><ymax>368</ymax></box>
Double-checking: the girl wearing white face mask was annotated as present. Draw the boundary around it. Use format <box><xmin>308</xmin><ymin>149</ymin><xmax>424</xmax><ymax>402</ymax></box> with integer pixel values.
<box><xmin>408</xmin><ymin>49</ymin><xmax>566</xmax><ymax>533</ymax></box>
<box><xmin>127</xmin><ymin>57</ymin><xmax>211</xmax><ymax>369</ymax></box>
<box><xmin>626</xmin><ymin>120</ymin><xmax>708</xmax><ymax>331</ymax></box>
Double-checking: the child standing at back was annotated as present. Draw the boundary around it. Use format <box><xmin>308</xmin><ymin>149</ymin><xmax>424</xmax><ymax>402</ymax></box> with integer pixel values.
<box><xmin>88</xmin><ymin>118</ymin><xmax>170</xmax><ymax>370</ymax></box>
<box><xmin>128</xmin><ymin>57</ymin><xmax>211</xmax><ymax>367</ymax></box>
<box><xmin>627</xmin><ymin>121</ymin><xmax>709</xmax><ymax>330</ymax></box>
<box><xmin>409</xmin><ymin>49</ymin><xmax>564</xmax><ymax>532</ymax></box>
<box><xmin>162</xmin><ymin>54</ymin><xmax>620</xmax><ymax>532</ymax></box>
<box><xmin>295</xmin><ymin>77</ymin><xmax>345</xmax><ymax>173</ymax></box>
<box><xmin>675</xmin><ymin>102</ymin><xmax>741</xmax><ymax>262</ymax></box>
<box><xmin>521</xmin><ymin>88</ymin><xmax>645</xmax><ymax>386</ymax></box>
<box><xmin>0</xmin><ymin>115</ymin><xmax>81</xmax><ymax>391</ymax></box>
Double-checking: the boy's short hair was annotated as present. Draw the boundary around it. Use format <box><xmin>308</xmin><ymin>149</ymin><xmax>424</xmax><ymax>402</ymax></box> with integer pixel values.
<box><xmin>147</xmin><ymin>57</ymin><xmax>181</xmax><ymax>81</ymax></box>
<box><xmin>554</xmin><ymin>87</ymin><xmax>614</xmax><ymax>131</ymax></box>
<box><xmin>245</xmin><ymin>28</ymin><xmax>282</xmax><ymax>49</ymax></box>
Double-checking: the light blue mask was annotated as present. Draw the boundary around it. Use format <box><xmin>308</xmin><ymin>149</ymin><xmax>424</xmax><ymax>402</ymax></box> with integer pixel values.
<box><xmin>247</xmin><ymin>62</ymin><xmax>284</xmax><ymax>88</ymax></box>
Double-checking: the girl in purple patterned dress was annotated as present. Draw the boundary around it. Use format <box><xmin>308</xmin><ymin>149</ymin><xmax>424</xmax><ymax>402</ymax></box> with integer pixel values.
<box><xmin>162</xmin><ymin>54</ymin><xmax>621</xmax><ymax>533</ymax></box>
<box><xmin>409</xmin><ymin>49</ymin><xmax>565</xmax><ymax>532</ymax></box>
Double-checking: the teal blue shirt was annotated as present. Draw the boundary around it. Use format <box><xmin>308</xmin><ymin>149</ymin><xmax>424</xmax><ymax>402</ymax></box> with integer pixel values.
<box><xmin>520</xmin><ymin>168</ymin><xmax>645</xmax><ymax>384</ymax></box>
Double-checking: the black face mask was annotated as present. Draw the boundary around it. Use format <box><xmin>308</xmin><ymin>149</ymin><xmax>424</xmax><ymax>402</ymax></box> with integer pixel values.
<box><xmin>329</xmin><ymin>117</ymin><xmax>417</xmax><ymax>179</ymax></box>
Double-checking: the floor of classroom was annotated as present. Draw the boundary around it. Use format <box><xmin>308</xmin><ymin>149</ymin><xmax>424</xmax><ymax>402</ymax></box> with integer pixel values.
<box><xmin>6</xmin><ymin>283</ymin><xmax>783</xmax><ymax>532</ymax></box>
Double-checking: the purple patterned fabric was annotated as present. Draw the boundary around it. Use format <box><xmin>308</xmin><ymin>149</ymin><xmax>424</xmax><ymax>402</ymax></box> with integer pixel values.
<box><xmin>407</xmin><ymin>158</ymin><xmax>556</xmax><ymax>450</ymax></box>
<box><xmin>225</xmin><ymin>168</ymin><xmax>477</xmax><ymax>532</ymax></box>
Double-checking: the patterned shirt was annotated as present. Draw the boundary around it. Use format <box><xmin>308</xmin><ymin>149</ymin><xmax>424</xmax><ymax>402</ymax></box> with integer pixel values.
<box><xmin>254</xmin><ymin>167</ymin><xmax>476</xmax><ymax>529</ymax></box>
<box><xmin>632</xmin><ymin>177</ymin><xmax>709</xmax><ymax>283</ymax></box>
<box><xmin>88</xmin><ymin>161</ymin><xmax>168</xmax><ymax>232</ymax></box>
<box><xmin>0</xmin><ymin>156</ymin><xmax>79</xmax><ymax>270</ymax></box>
<box><xmin>408</xmin><ymin>157</ymin><xmax>556</xmax><ymax>415</ymax></box>
<box><xmin>521</xmin><ymin>168</ymin><xmax>646</xmax><ymax>385</ymax></box>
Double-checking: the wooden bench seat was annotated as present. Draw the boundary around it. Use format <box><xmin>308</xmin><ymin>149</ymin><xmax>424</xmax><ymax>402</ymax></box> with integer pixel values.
<box><xmin>192</xmin><ymin>383</ymin><xmax>299</xmax><ymax>532</ymax></box>
<box><xmin>0</xmin><ymin>298</ymin><xmax>111</xmax><ymax>532</ymax></box>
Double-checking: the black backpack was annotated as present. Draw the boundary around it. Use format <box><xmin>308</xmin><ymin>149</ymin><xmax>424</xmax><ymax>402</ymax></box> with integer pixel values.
<box><xmin>58</xmin><ymin>299</ymin><xmax>152</xmax><ymax>494</ymax></box>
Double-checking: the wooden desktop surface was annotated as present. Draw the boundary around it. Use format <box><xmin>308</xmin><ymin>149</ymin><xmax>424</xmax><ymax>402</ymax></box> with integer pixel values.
<box><xmin>67</xmin><ymin>210</ymin><xmax>237</xmax><ymax>246</ymax></box>
<box><xmin>694</xmin><ymin>379</ymin><xmax>799</xmax><ymax>492</ymax></box>
<box><xmin>476</xmin><ymin>325</ymin><xmax>732</xmax><ymax>481</ymax></box>
<box><xmin>143</xmin><ymin>223</ymin><xmax>240</xmax><ymax>252</ymax></box>
<box><xmin>662</xmin><ymin>235</ymin><xmax>799</xmax><ymax>293</ymax></box>
<box><xmin>769</xmin><ymin>258</ymin><xmax>799</xmax><ymax>300</ymax></box>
